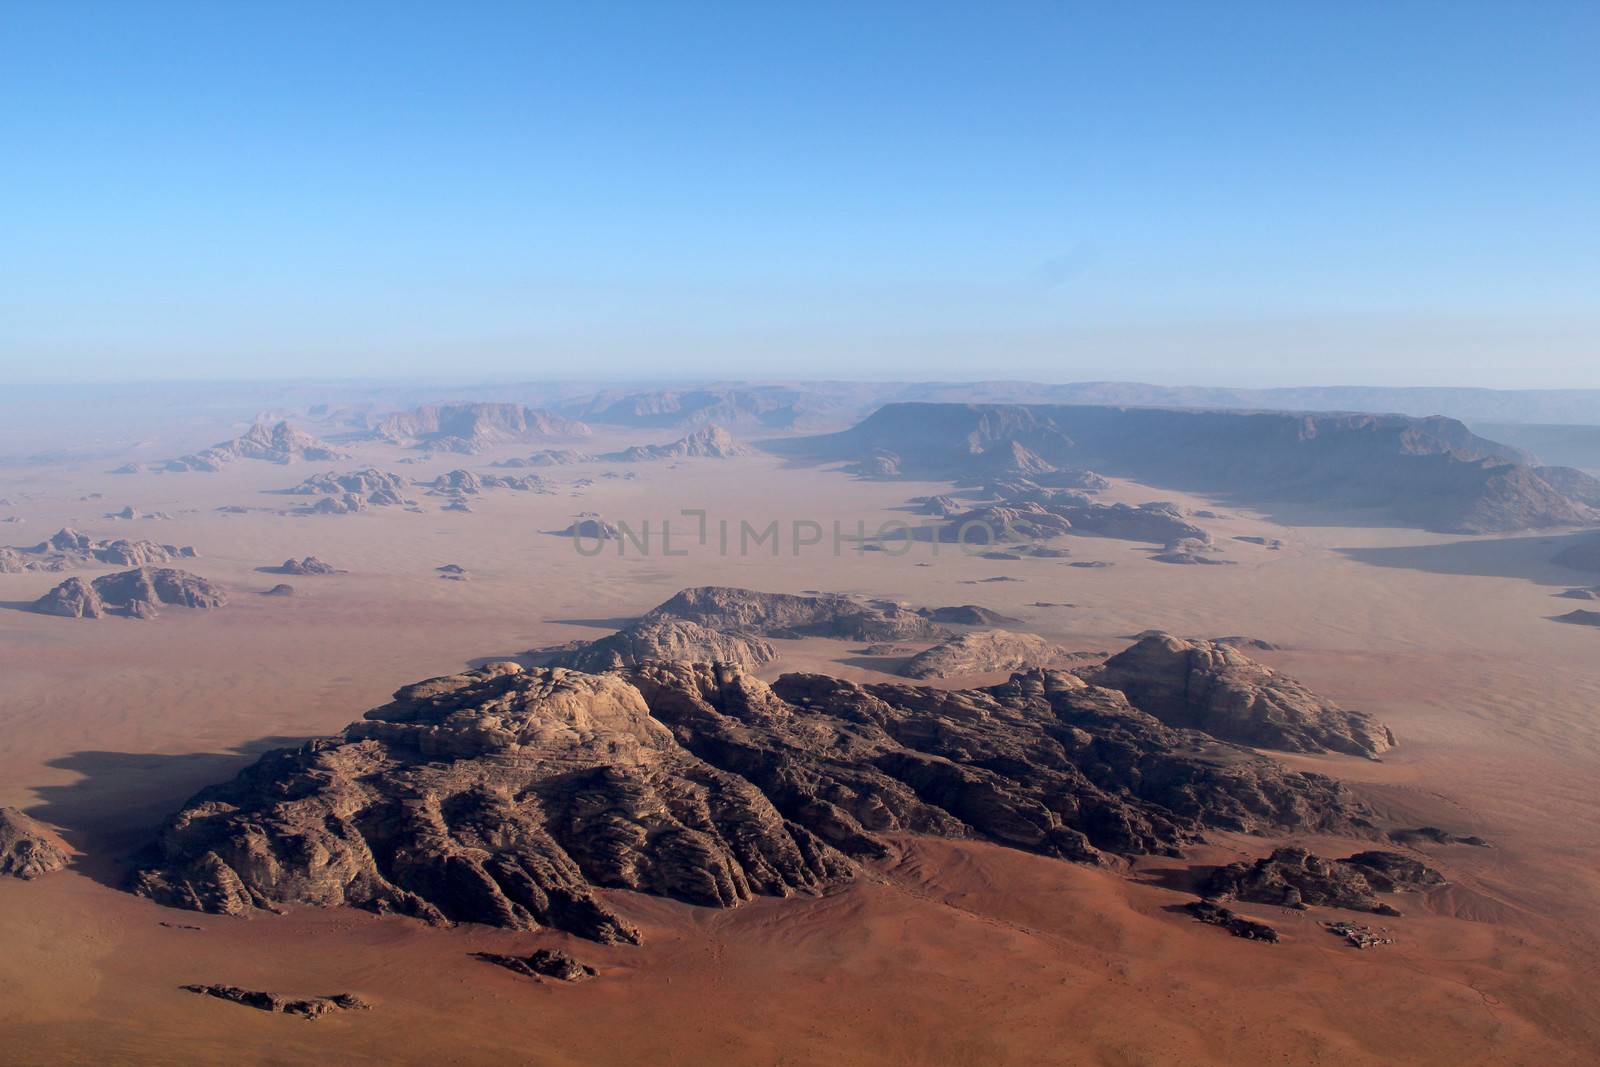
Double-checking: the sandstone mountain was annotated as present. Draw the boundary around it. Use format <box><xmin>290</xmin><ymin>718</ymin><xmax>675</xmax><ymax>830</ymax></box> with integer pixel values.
<box><xmin>598</xmin><ymin>426</ymin><xmax>755</xmax><ymax>462</ymax></box>
<box><xmin>899</xmin><ymin>630</ymin><xmax>1068</xmax><ymax>678</ymax></box>
<box><xmin>286</xmin><ymin>468</ymin><xmax>415</xmax><ymax>512</ymax></box>
<box><xmin>267</xmin><ymin>556</ymin><xmax>343</xmax><ymax>576</ymax></box>
<box><xmin>0</xmin><ymin>528</ymin><xmax>197</xmax><ymax>573</ymax></box>
<box><xmin>642</xmin><ymin>586</ymin><xmax>943</xmax><ymax>642</ymax></box>
<box><xmin>1079</xmin><ymin>633</ymin><xmax>1394</xmax><ymax>759</ymax></box>
<box><xmin>781</xmin><ymin>403</ymin><xmax>1600</xmax><ymax>533</ymax></box>
<box><xmin>542</xmin><ymin>619</ymin><xmax>778</xmax><ymax>673</ymax></box>
<box><xmin>32</xmin><ymin>567</ymin><xmax>227</xmax><ymax>619</ymax></box>
<box><xmin>132</xmin><ymin>660</ymin><xmax>1370</xmax><ymax>940</ymax></box>
<box><xmin>554</xmin><ymin>385</ymin><xmax>847</xmax><ymax>431</ymax></box>
<box><xmin>368</xmin><ymin>403</ymin><xmax>590</xmax><ymax>453</ymax></box>
<box><xmin>421</xmin><ymin>469</ymin><xmax>553</xmax><ymax>495</ymax></box>
<box><xmin>0</xmin><ymin>807</ymin><xmax>69</xmax><ymax>880</ymax></box>
<box><xmin>118</xmin><ymin>421</ymin><xmax>348</xmax><ymax>473</ymax></box>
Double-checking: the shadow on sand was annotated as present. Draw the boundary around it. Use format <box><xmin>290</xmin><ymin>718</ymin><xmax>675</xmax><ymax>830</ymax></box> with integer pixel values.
<box><xmin>27</xmin><ymin>736</ymin><xmax>307</xmax><ymax>889</ymax></box>
<box><xmin>1335</xmin><ymin>530</ymin><xmax>1599</xmax><ymax>587</ymax></box>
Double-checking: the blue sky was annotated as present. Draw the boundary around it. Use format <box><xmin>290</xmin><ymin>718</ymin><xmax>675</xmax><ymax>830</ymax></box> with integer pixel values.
<box><xmin>2</xmin><ymin>1</ymin><xmax>1597</xmax><ymax>386</ymax></box>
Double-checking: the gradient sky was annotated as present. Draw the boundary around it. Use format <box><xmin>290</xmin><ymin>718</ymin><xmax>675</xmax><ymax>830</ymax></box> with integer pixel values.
<box><xmin>3</xmin><ymin>1</ymin><xmax>1598</xmax><ymax>386</ymax></box>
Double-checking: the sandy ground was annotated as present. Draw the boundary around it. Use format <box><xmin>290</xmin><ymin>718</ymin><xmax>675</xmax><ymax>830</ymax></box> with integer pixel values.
<box><xmin>3</xmin><ymin>439</ymin><xmax>1600</xmax><ymax>1065</ymax></box>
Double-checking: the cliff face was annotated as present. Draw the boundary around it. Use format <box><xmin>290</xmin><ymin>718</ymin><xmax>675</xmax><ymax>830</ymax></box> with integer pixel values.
<box><xmin>785</xmin><ymin>403</ymin><xmax>1600</xmax><ymax>533</ymax></box>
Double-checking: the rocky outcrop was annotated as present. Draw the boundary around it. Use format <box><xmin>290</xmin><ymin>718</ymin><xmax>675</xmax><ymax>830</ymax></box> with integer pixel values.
<box><xmin>1553</xmin><ymin>609</ymin><xmax>1600</xmax><ymax>628</ymax></box>
<box><xmin>1184</xmin><ymin>900</ymin><xmax>1278</xmax><ymax>943</ymax></box>
<box><xmin>899</xmin><ymin>630</ymin><xmax>1067</xmax><ymax>679</ymax></box>
<box><xmin>493</xmin><ymin>449</ymin><xmax>598</xmax><ymax>468</ymax></box>
<box><xmin>1151</xmin><ymin>538</ymin><xmax>1236</xmax><ymax>565</ymax></box>
<box><xmin>643</xmin><ymin>587</ymin><xmax>943</xmax><ymax>642</ymax></box>
<box><xmin>180</xmin><ymin>985</ymin><xmax>370</xmax><ymax>1020</ymax></box>
<box><xmin>368</xmin><ymin>403</ymin><xmax>590</xmax><ymax>453</ymax></box>
<box><xmin>268</xmin><ymin>556</ymin><xmax>343</xmax><ymax>576</ymax></box>
<box><xmin>288</xmin><ymin>469</ymin><xmax>413</xmax><ymax>510</ymax></box>
<box><xmin>474</xmin><ymin>949</ymin><xmax>596</xmax><ymax>982</ymax></box>
<box><xmin>127</xmin><ymin>422</ymin><xmax>348</xmax><ymax>473</ymax></box>
<box><xmin>918</xmin><ymin>605</ymin><xmax>1021</xmax><ymax>626</ymax></box>
<box><xmin>1080</xmin><ymin>634</ymin><xmax>1394</xmax><ymax>759</ymax></box>
<box><xmin>0</xmin><ymin>807</ymin><xmax>70</xmax><ymax>879</ymax></box>
<box><xmin>544</xmin><ymin>619</ymin><xmax>778</xmax><ymax>673</ymax></box>
<box><xmin>32</xmin><ymin>568</ymin><xmax>226</xmax><ymax>620</ymax></box>
<box><xmin>599</xmin><ymin>426</ymin><xmax>754</xmax><ymax>462</ymax></box>
<box><xmin>0</xmin><ymin>528</ymin><xmax>197</xmax><ymax>573</ymax></box>
<box><xmin>423</xmin><ymin>470</ymin><xmax>553</xmax><ymax>495</ymax></box>
<box><xmin>1203</xmin><ymin>847</ymin><xmax>1443</xmax><ymax>915</ymax></box>
<box><xmin>132</xmin><ymin>661</ymin><xmax>1372</xmax><ymax>941</ymax></box>
<box><xmin>263</xmin><ymin>584</ymin><xmax>296</xmax><ymax>597</ymax></box>
<box><xmin>557</xmin><ymin>517</ymin><xmax>622</xmax><ymax>541</ymax></box>
<box><xmin>908</xmin><ymin>496</ymin><xmax>1208</xmax><ymax>548</ymax></box>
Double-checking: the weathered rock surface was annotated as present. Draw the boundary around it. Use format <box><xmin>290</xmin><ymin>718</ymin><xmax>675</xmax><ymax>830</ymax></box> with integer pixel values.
<box><xmin>288</xmin><ymin>468</ymin><xmax>413</xmax><ymax>510</ymax></box>
<box><xmin>180</xmin><ymin>984</ymin><xmax>370</xmax><ymax>1019</ymax></box>
<box><xmin>1203</xmin><ymin>847</ymin><xmax>1442</xmax><ymax>915</ymax></box>
<box><xmin>0</xmin><ymin>807</ymin><xmax>70</xmax><ymax>879</ymax></box>
<box><xmin>1080</xmin><ymin>634</ymin><xmax>1394</xmax><ymax>759</ymax></box>
<box><xmin>32</xmin><ymin>568</ymin><xmax>227</xmax><ymax>619</ymax></box>
<box><xmin>643</xmin><ymin>586</ymin><xmax>943</xmax><ymax>643</ymax></box>
<box><xmin>474</xmin><ymin>948</ymin><xmax>596</xmax><ymax>982</ymax></box>
<box><xmin>543</xmin><ymin>619</ymin><xmax>778</xmax><ymax>673</ymax></box>
<box><xmin>899</xmin><ymin>630</ymin><xmax>1067</xmax><ymax>679</ymax></box>
<box><xmin>132</xmin><ymin>661</ymin><xmax>1372</xmax><ymax>941</ymax></box>
<box><xmin>263</xmin><ymin>584</ymin><xmax>296</xmax><ymax>597</ymax></box>
<box><xmin>1</xmin><ymin>527</ymin><xmax>197</xmax><ymax>573</ymax></box>
<box><xmin>557</xmin><ymin>517</ymin><xmax>622</xmax><ymax>541</ymax></box>
<box><xmin>1151</xmin><ymin>538</ymin><xmax>1236</xmax><ymax>565</ymax></box>
<box><xmin>1184</xmin><ymin>900</ymin><xmax>1279</xmax><ymax>942</ymax></box>
<box><xmin>127</xmin><ymin>422</ymin><xmax>348</xmax><ymax>473</ymax></box>
<box><xmin>600</xmin><ymin>426</ymin><xmax>754</xmax><ymax>462</ymax></box>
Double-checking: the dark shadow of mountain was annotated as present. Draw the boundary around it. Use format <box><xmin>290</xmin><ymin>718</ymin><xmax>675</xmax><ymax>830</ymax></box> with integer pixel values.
<box><xmin>0</xmin><ymin>599</ymin><xmax>38</xmax><ymax>613</ymax></box>
<box><xmin>1134</xmin><ymin>863</ymin><xmax>1216</xmax><ymax>894</ymax></box>
<box><xmin>1335</xmin><ymin>530</ymin><xmax>1599</xmax><ymax>586</ymax></box>
<box><xmin>545</xmin><ymin>616</ymin><xmax>638</xmax><ymax>630</ymax></box>
<box><xmin>27</xmin><ymin>736</ymin><xmax>308</xmax><ymax>889</ymax></box>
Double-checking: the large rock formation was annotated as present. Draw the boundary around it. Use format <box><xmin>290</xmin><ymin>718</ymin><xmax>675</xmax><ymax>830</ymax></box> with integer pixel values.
<box><xmin>0</xmin><ymin>528</ymin><xmax>197</xmax><ymax>573</ymax></box>
<box><xmin>0</xmin><ymin>807</ymin><xmax>70</xmax><ymax>879</ymax></box>
<box><xmin>1203</xmin><ymin>847</ymin><xmax>1443</xmax><ymax>915</ymax></box>
<box><xmin>899</xmin><ymin>630</ymin><xmax>1067</xmax><ymax>679</ymax></box>
<box><xmin>902</xmin><ymin>496</ymin><xmax>1208</xmax><ymax>548</ymax></box>
<box><xmin>180</xmin><ymin>985</ymin><xmax>369</xmax><ymax>1020</ymax></box>
<box><xmin>287</xmin><ymin>468</ymin><xmax>413</xmax><ymax>510</ymax></box>
<box><xmin>268</xmin><ymin>556</ymin><xmax>343</xmax><ymax>576</ymax></box>
<box><xmin>368</xmin><ymin>403</ymin><xmax>590</xmax><ymax>453</ymax></box>
<box><xmin>544</xmin><ymin>619</ymin><xmax>778</xmax><ymax>673</ymax></box>
<box><xmin>1080</xmin><ymin>634</ymin><xmax>1394</xmax><ymax>759</ymax></box>
<box><xmin>642</xmin><ymin>586</ymin><xmax>943</xmax><ymax>642</ymax></box>
<box><xmin>32</xmin><ymin>568</ymin><xmax>227</xmax><ymax>619</ymax></box>
<box><xmin>780</xmin><ymin>403</ymin><xmax>1600</xmax><ymax>533</ymax></box>
<box><xmin>122</xmin><ymin>421</ymin><xmax>348</xmax><ymax>473</ymax></box>
<box><xmin>599</xmin><ymin>426</ymin><xmax>755</xmax><ymax>462</ymax></box>
<box><xmin>132</xmin><ymin>661</ymin><xmax>1371</xmax><ymax>941</ymax></box>
<box><xmin>422</xmin><ymin>469</ymin><xmax>553</xmax><ymax>495</ymax></box>
<box><xmin>493</xmin><ymin>449</ymin><xmax>598</xmax><ymax>468</ymax></box>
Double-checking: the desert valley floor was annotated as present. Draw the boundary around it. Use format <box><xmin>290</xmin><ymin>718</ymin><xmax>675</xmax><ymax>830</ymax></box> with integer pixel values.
<box><xmin>3</xmin><ymin>433</ymin><xmax>1600</xmax><ymax>1066</ymax></box>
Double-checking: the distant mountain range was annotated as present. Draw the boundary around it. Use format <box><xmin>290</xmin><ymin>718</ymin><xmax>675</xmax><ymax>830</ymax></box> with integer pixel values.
<box><xmin>777</xmin><ymin>403</ymin><xmax>1600</xmax><ymax>534</ymax></box>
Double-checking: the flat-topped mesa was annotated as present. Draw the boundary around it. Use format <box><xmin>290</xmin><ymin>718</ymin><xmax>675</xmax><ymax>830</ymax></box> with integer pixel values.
<box><xmin>0</xmin><ymin>807</ymin><xmax>70</xmax><ymax>880</ymax></box>
<box><xmin>32</xmin><ymin>567</ymin><xmax>227</xmax><ymax>619</ymax></box>
<box><xmin>1080</xmin><ymin>633</ymin><xmax>1395</xmax><ymax>759</ymax></box>
<box><xmin>132</xmin><ymin>660</ymin><xmax>1372</xmax><ymax>941</ymax></box>
<box><xmin>642</xmin><ymin>586</ymin><xmax>943</xmax><ymax>642</ymax></box>
<box><xmin>0</xmin><ymin>527</ymin><xmax>197</xmax><ymax>573</ymax></box>
<box><xmin>598</xmin><ymin>426</ymin><xmax>755</xmax><ymax>462</ymax></box>
<box><xmin>368</xmin><ymin>403</ymin><xmax>591</xmax><ymax>453</ymax></box>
